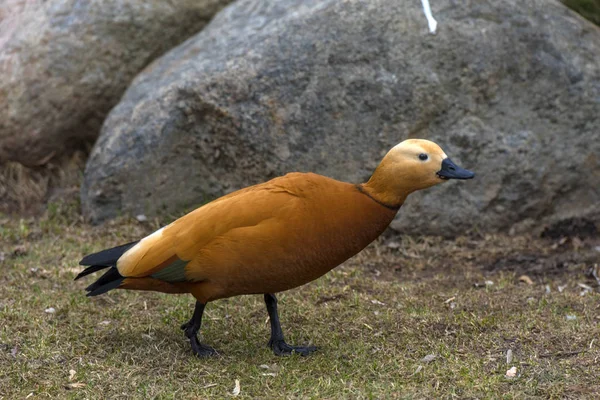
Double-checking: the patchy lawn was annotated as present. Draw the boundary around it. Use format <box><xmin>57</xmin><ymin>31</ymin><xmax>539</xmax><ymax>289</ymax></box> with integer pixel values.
<box><xmin>1</xmin><ymin>202</ymin><xmax>599</xmax><ymax>399</ymax></box>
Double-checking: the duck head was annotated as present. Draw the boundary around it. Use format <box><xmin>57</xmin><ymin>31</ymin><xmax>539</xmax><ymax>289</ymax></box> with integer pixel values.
<box><xmin>363</xmin><ymin>139</ymin><xmax>474</xmax><ymax>207</ymax></box>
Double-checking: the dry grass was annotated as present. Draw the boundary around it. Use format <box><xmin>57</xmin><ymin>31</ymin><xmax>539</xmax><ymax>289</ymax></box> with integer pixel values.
<box><xmin>0</xmin><ymin>151</ymin><xmax>86</xmax><ymax>216</ymax></box>
<box><xmin>1</xmin><ymin>200</ymin><xmax>599</xmax><ymax>399</ymax></box>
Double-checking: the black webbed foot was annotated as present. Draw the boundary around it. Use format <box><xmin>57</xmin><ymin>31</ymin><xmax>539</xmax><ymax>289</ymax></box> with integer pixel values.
<box><xmin>182</xmin><ymin>301</ymin><xmax>217</xmax><ymax>357</ymax></box>
<box><xmin>190</xmin><ymin>336</ymin><xmax>217</xmax><ymax>358</ymax></box>
<box><xmin>180</xmin><ymin>320</ymin><xmax>195</xmax><ymax>332</ymax></box>
<box><xmin>264</xmin><ymin>293</ymin><xmax>318</xmax><ymax>357</ymax></box>
<box><xmin>269</xmin><ymin>339</ymin><xmax>317</xmax><ymax>357</ymax></box>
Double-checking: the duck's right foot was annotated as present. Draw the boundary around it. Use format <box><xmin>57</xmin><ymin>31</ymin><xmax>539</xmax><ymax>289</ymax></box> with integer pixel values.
<box><xmin>269</xmin><ymin>339</ymin><xmax>317</xmax><ymax>356</ymax></box>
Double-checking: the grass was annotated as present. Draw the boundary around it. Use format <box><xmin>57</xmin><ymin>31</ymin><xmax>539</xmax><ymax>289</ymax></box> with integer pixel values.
<box><xmin>563</xmin><ymin>0</ymin><xmax>600</xmax><ymax>26</ymax></box>
<box><xmin>1</xmin><ymin>200</ymin><xmax>599</xmax><ymax>399</ymax></box>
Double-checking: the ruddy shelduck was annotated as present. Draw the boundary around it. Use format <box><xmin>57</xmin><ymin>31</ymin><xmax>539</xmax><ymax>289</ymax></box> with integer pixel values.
<box><xmin>77</xmin><ymin>139</ymin><xmax>474</xmax><ymax>357</ymax></box>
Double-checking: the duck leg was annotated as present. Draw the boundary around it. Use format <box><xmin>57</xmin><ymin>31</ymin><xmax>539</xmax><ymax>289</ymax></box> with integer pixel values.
<box><xmin>264</xmin><ymin>293</ymin><xmax>317</xmax><ymax>356</ymax></box>
<box><xmin>180</xmin><ymin>301</ymin><xmax>217</xmax><ymax>357</ymax></box>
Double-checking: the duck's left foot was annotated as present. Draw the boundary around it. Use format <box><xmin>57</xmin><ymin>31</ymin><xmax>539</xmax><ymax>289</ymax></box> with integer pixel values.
<box><xmin>269</xmin><ymin>339</ymin><xmax>317</xmax><ymax>356</ymax></box>
<box><xmin>190</xmin><ymin>336</ymin><xmax>217</xmax><ymax>358</ymax></box>
<box><xmin>264</xmin><ymin>293</ymin><xmax>318</xmax><ymax>357</ymax></box>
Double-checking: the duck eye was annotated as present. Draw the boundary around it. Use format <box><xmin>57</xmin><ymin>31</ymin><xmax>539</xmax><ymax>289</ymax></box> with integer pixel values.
<box><xmin>418</xmin><ymin>153</ymin><xmax>428</xmax><ymax>161</ymax></box>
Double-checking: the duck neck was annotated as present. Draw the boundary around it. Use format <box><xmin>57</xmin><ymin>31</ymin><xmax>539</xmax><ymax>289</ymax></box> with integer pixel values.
<box><xmin>355</xmin><ymin>184</ymin><xmax>402</xmax><ymax>211</ymax></box>
<box><xmin>360</xmin><ymin>166</ymin><xmax>415</xmax><ymax>209</ymax></box>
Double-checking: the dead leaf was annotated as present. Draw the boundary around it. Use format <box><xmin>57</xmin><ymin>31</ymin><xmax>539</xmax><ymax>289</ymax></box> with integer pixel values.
<box><xmin>201</xmin><ymin>383</ymin><xmax>217</xmax><ymax>389</ymax></box>
<box><xmin>506</xmin><ymin>349</ymin><xmax>513</xmax><ymax>364</ymax></box>
<box><xmin>577</xmin><ymin>283</ymin><xmax>593</xmax><ymax>291</ymax></box>
<box><xmin>420</xmin><ymin>354</ymin><xmax>436</xmax><ymax>363</ymax></box>
<box><xmin>518</xmin><ymin>275</ymin><xmax>533</xmax><ymax>285</ymax></box>
<box><xmin>505</xmin><ymin>366</ymin><xmax>517</xmax><ymax>378</ymax></box>
<box><xmin>558</xmin><ymin>285</ymin><xmax>567</xmax><ymax>292</ymax></box>
<box><xmin>67</xmin><ymin>382</ymin><xmax>85</xmax><ymax>389</ymax></box>
<box><xmin>409</xmin><ymin>365</ymin><xmax>423</xmax><ymax>376</ymax></box>
<box><xmin>232</xmin><ymin>379</ymin><xmax>240</xmax><ymax>396</ymax></box>
<box><xmin>444</xmin><ymin>296</ymin><xmax>456</xmax><ymax>304</ymax></box>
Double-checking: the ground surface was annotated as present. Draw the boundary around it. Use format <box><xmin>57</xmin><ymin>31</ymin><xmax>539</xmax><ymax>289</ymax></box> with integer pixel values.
<box><xmin>1</xmin><ymin>202</ymin><xmax>599</xmax><ymax>399</ymax></box>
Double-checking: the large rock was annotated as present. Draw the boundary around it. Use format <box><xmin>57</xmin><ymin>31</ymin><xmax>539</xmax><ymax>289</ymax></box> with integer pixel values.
<box><xmin>82</xmin><ymin>0</ymin><xmax>600</xmax><ymax>235</ymax></box>
<box><xmin>0</xmin><ymin>0</ymin><xmax>231</xmax><ymax>166</ymax></box>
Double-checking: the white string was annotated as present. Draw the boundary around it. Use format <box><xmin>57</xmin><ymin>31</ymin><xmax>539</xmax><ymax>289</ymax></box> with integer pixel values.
<box><xmin>420</xmin><ymin>0</ymin><xmax>437</xmax><ymax>34</ymax></box>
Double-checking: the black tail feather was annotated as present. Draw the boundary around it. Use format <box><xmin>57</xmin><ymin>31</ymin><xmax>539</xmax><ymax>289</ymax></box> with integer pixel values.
<box><xmin>79</xmin><ymin>241</ymin><xmax>139</xmax><ymax>266</ymax></box>
<box><xmin>85</xmin><ymin>268</ymin><xmax>124</xmax><ymax>296</ymax></box>
<box><xmin>77</xmin><ymin>240</ymin><xmax>139</xmax><ymax>296</ymax></box>
<box><xmin>87</xmin><ymin>278</ymin><xmax>125</xmax><ymax>297</ymax></box>
<box><xmin>75</xmin><ymin>264</ymin><xmax>110</xmax><ymax>281</ymax></box>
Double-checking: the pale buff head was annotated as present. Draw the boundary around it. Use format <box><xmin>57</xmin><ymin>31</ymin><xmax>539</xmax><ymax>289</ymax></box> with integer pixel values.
<box><xmin>365</xmin><ymin>139</ymin><xmax>474</xmax><ymax>206</ymax></box>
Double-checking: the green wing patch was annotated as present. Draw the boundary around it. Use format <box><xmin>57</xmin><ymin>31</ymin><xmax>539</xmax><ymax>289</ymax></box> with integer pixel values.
<box><xmin>151</xmin><ymin>258</ymin><xmax>188</xmax><ymax>282</ymax></box>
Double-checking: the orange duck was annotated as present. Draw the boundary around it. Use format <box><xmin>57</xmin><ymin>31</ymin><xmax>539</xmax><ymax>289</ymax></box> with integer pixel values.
<box><xmin>76</xmin><ymin>139</ymin><xmax>474</xmax><ymax>357</ymax></box>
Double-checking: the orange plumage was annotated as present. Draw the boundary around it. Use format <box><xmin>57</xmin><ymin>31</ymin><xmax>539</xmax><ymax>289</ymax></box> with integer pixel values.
<box><xmin>77</xmin><ymin>139</ymin><xmax>474</xmax><ymax>357</ymax></box>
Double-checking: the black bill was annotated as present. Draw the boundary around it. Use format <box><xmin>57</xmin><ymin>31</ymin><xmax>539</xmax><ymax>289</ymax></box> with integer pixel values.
<box><xmin>437</xmin><ymin>158</ymin><xmax>475</xmax><ymax>180</ymax></box>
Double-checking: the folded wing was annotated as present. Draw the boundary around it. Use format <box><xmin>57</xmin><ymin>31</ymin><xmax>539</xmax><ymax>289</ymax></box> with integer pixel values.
<box><xmin>115</xmin><ymin>178</ymin><xmax>304</xmax><ymax>283</ymax></box>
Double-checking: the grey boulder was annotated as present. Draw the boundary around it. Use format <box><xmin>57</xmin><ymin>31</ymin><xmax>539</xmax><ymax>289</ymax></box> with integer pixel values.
<box><xmin>0</xmin><ymin>0</ymin><xmax>231</xmax><ymax>166</ymax></box>
<box><xmin>82</xmin><ymin>0</ymin><xmax>600</xmax><ymax>235</ymax></box>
